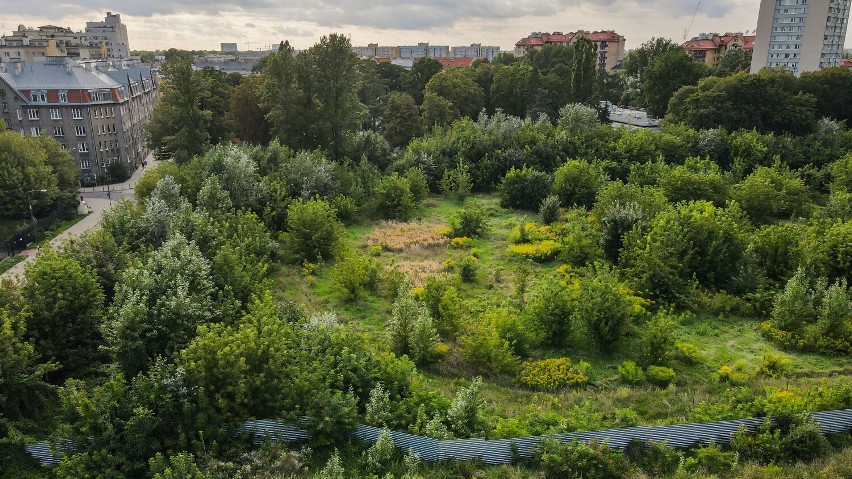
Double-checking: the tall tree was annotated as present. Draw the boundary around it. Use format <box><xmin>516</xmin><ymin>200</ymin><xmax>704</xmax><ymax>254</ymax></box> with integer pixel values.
<box><xmin>571</xmin><ymin>38</ymin><xmax>597</xmax><ymax>104</ymax></box>
<box><xmin>229</xmin><ymin>75</ymin><xmax>271</xmax><ymax>144</ymax></box>
<box><xmin>403</xmin><ymin>58</ymin><xmax>443</xmax><ymax>104</ymax></box>
<box><xmin>383</xmin><ymin>92</ymin><xmax>423</xmax><ymax>148</ymax></box>
<box><xmin>146</xmin><ymin>57</ymin><xmax>211</xmax><ymax>163</ymax></box>
<box><xmin>424</xmin><ymin>70</ymin><xmax>484</xmax><ymax>120</ymax></box>
<box><xmin>642</xmin><ymin>49</ymin><xmax>707</xmax><ymax>117</ymax></box>
<box><xmin>491</xmin><ymin>64</ymin><xmax>531</xmax><ymax>117</ymax></box>
<box><xmin>622</xmin><ymin>37</ymin><xmax>681</xmax><ymax>78</ymax></box>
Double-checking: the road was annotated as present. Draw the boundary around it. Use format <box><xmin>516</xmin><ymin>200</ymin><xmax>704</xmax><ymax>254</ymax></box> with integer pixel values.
<box><xmin>1</xmin><ymin>155</ymin><xmax>162</xmax><ymax>282</ymax></box>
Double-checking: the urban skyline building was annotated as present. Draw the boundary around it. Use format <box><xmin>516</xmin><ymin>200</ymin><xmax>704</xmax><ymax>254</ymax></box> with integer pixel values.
<box><xmin>751</xmin><ymin>0</ymin><xmax>850</xmax><ymax>74</ymax></box>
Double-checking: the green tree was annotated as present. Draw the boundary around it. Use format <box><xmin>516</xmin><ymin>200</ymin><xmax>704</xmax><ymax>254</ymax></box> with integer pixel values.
<box><xmin>557</xmin><ymin>103</ymin><xmax>600</xmax><ymax>134</ymax></box>
<box><xmin>642</xmin><ymin>49</ymin><xmax>707</xmax><ymax>118</ymax></box>
<box><xmin>146</xmin><ymin>57</ymin><xmax>211</xmax><ymax>163</ymax></box>
<box><xmin>383</xmin><ymin>92</ymin><xmax>423</xmax><ymax>148</ymax></box>
<box><xmin>711</xmin><ymin>48</ymin><xmax>753</xmax><ymax>76</ymax></box>
<box><xmin>798</xmin><ymin>67</ymin><xmax>852</xmax><ymax>123</ymax></box>
<box><xmin>657</xmin><ymin>157</ymin><xmax>730</xmax><ymax>206</ymax></box>
<box><xmin>733</xmin><ymin>166</ymin><xmax>811</xmax><ymax>224</ymax></box>
<box><xmin>196</xmin><ymin>67</ymin><xmax>234</xmax><ymax>144</ymax></box>
<box><xmin>498</xmin><ymin>166</ymin><xmax>552</xmax><ymax>210</ymax></box>
<box><xmin>622</xmin><ymin>37</ymin><xmax>681</xmax><ymax>78</ymax></box>
<box><xmin>387</xmin><ymin>282</ymin><xmax>439</xmax><ymax>365</ymax></box>
<box><xmin>284</xmin><ymin>198</ymin><xmax>345</xmax><ymax>263</ymax></box>
<box><xmin>421</xmin><ymin>92</ymin><xmax>456</xmax><ymax>129</ymax></box>
<box><xmin>104</xmin><ymin>234</ymin><xmax>216</xmax><ymax>377</ymax></box>
<box><xmin>571</xmin><ymin>38</ymin><xmax>597</xmax><ymax>103</ymax></box>
<box><xmin>374</xmin><ymin>173</ymin><xmax>416</xmax><ymax>220</ymax></box>
<box><xmin>490</xmin><ymin>64</ymin><xmax>532</xmax><ymax>117</ymax></box>
<box><xmin>22</xmin><ymin>250</ymin><xmax>105</xmax><ymax>379</ymax></box>
<box><xmin>552</xmin><ymin>159</ymin><xmax>608</xmax><ymax>208</ymax></box>
<box><xmin>424</xmin><ymin>70</ymin><xmax>485</xmax><ymax>120</ymax></box>
<box><xmin>229</xmin><ymin>75</ymin><xmax>271</xmax><ymax>144</ymax></box>
<box><xmin>0</xmin><ymin>308</ymin><xmax>57</xmax><ymax>422</ymax></box>
<box><xmin>572</xmin><ymin>265</ymin><xmax>637</xmax><ymax>351</ymax></box>
<box><xmin>403</xmin><ymin>58</ymin><xmax>443</xmax><ymax>104</ymax></box>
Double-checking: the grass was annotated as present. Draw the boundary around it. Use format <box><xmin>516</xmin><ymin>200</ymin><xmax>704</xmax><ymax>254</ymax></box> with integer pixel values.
<box><xmin>32</xmin><ymin>213</ymin><xmax>89</xmax><ymax>248</ymax></box>
<box><xmin>0</xmin><ymin>254</ymin><xmax>26</xmax><ymax>274</ymax></box>
<box><xmin>272</xmin><ymin>193</ymin><xmax>852</xmax><ymax>432</ymax></box>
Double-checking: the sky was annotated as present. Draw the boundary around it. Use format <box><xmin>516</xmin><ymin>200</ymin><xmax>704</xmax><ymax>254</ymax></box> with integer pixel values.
<box><xmin>3</xmin><ymin>1</ymin><xmax>851</xmax><ymax>52</ymax></box>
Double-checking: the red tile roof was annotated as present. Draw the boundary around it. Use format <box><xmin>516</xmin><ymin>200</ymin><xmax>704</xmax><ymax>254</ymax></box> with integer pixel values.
<box><xmin>436</xmin><ymin>57</ymin><xmax>475</xmax><ymax>68</ymax></box>
<box><xmin>681</xmin><ymin>32</ymin><xmax>755</xmax><ymax>51</ymax></box>
<box><xmin>841</xmin><ymin>58</ymin><xmax>852</xmax><ymax>68</ymax></box>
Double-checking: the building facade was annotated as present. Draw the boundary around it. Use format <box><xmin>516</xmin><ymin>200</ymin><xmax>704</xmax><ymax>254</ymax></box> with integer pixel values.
<box><xmin>84</xmin><ymin>12</ymin><xmax>130</xmax><ymax>59</ymax></box>
<box><xmin>0</xmin><ymin>58</ymin><xmax>159</xmax><ymax>183</ymax></box>
<box><xmin>514</xmin><ymin>30</ymin><xmax>626</xmax><ymax>70</ymax></box>
<box><xmin>451</xmin><ymin>43</ymin><xmax>502</xmax><ymax>60</ymax></box>
<box><xmin>0</xmin><ymin>13</ymin><xmax>130</xmax><ymax>62</ymax></box>
<box><xmin>751</xmin><ymin>0</ymin><xmax>850</xmax><ymax>74</ymax></box>
<box><xmin>221</xmin><ymin>43</ymin><xmax>238</xmax><ymax>52</ymax></box>
<box><xmin>682</xmin><ymin>32</ymin><xmax>755</xmax><ymax>66</ymax></box>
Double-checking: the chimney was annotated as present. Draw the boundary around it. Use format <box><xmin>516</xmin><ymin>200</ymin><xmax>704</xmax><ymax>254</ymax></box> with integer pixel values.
<box><xmin>14</xmin><ymin>62</ymin><xmax>23</xmax><ymax>76</ymax></box>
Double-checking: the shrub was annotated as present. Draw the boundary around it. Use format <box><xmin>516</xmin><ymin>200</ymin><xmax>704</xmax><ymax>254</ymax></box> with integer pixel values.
<box><xmin>450</xmin><ymin>236</ymin><xmax>474</xmax><ymax>248</ymax></box>
<box><xmin>506</xmin><ymin>240</ymin><xmax>561</xmax><ymax>262</ymax></box>
<box><xmin>754</xmin><ymin>349</ymin><xmax>793</xmax><ymax>378</ymax></box>
<box><xmin>330</xmin><ymin>253</ymin><xmax>381</xmax><ymax>301</ymax></box>
<box><xmin>405</xmin><ymin>167</ymin><xmax>430</xmax><ymax>202</ymax></box>
<box><xmin>508</xmin><ymin>222</ymin><xmax>556</xmax><ymax>244</ymax></box>
<box><xmin>375</xmin><ymin>173</ymin><xmax>416</xmax><ymax>221</ymax></box>
<box><xmin>716</xmin><ymin>361</ymin><xmax>751</xmax><ymax>385</ymax></box>
<box><xmin>617</xmin><ymin>361</ymin><xmax>646</xmax><ymax>385</ymax></box>
<box><xmin>363</xmin><ymin>429</ymin><xmax>396</xmax><ymax>475</ymax></box>
<box><xmin>638</xmin><ymin>313</ymin><xmax>679</xmax><ymax>367</ymax></box>
<box><xmin>674</xmin><ymin>341</ymin><xmax>701</xmax><ymax>364</ymax></box>
<box><xmin>387</xmin><ymin>282</ymin><xmax>439</xmax><ymax>365</ymax></box>
<box><xmin>446</xmin><ymin>377</ymin><xmax>487</xmax><ymax>438</ymax></box>
<box><xmin>484</xmin><ymin>307</ymin><xmax>540</xmax><ymax>356</ymax></box>
<box><xmin>524</xmin><ymin>279</ymin><xmax>575</xmax><ymax>347</ymax></box>
<box><xmin>539</xmin><ymin>194</ymin><xmax>561</xmax><ymax>225</ymax></box>
<box><xmin>448</xmin><ymin>200</ymin><xmax>490</xmax><ymax>238</ymax></box>
<box><xmin>573</xmin><ymin>265</ymin><xmax>640</xmax><ymax>351</ymax></box>
<box><xmin>536</xmin><ymin>438</ymin><xmax>629</xmax><ymax>479</ymax></box>
<box><xmin>781</xmin><ymin>422</ymin><xmax>831</xmax><ymax>462</ymax></box>
<box><xmin>458</xmin><ymin>255</ymin><xmax>478</xmax><ymax>282</ymax></box>
<box><xmin>645</xmin><ymin>365</ymin><xmax>676</xmax><ymax>387</ymax></box>
<box><xmin>625</xmin><ymin>440</ymin><xmax>682</xmax><ymax>477</ymax></box>
<box><xmin>498</xmin><ymin>167</ymin><xmax>552</xmax><ymax>210</ymax></box>
<box><xmin>730</xmin><ymin>421</ymin><xmax>782</xmax><ymax>465</ymax></box>
<box><xmin>520</xmin><ymin>358</ymin><xmax>590</xmax><ymax>391</ymax></box>
<box><xmin>690</xmin><ymin>443</ymin><xmax>738</xmax><ymax>476</ymax></box>
<box><xmin>436</xmin><ymin>285</ymin><xmax>464</xmax><ymax>338</ymax></box>
<box><xmin>552</xmin><ymin>159</ymin><xmax>607</xmax><ymax>209</ymax></box>
<box><xmin>439</xmin><ymin>160</ymin><xmax>473</xmax><ymax>201</ymax></box>
<box><xmin>284</xmin><ymin>198</ymin><xmax>344</xmax><ymax>263</ymax></box>
<box><xmin>457</xmin><ymin>323</ymin><xmax>519</xmax><ymax>374</ymax></box>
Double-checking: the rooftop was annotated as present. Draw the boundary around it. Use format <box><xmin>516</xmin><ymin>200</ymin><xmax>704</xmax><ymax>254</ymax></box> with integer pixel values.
<box><xmin>0</xmin><ymin>59</ymin><xmax>153</xmax><ymax>92</ymax></box>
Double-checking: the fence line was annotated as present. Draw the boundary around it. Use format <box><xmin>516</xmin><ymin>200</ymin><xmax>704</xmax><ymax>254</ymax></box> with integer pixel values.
<box><xmin>26</xmin><ymin>409</ymin><xmax>852</xmax><ymax>467</ymax></box>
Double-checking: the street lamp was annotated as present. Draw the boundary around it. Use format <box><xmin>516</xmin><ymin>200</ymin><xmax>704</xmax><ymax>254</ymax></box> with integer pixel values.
<box><xmin>29</xmin><ymin>189</ymin><xmax>48</xmax><ymax>221</ymax></box>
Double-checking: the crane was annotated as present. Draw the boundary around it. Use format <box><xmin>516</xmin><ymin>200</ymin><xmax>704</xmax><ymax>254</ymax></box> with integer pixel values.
<box><xmin>682</xmin><ymin>1</ymin><xmax>702</xmax><ymax>41</ymax></box>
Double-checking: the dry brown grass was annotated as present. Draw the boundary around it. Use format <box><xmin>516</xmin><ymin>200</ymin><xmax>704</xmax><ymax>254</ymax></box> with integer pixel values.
<box><xmin>394</xmin><ymin>260</ymin><xmax>446</xmax><ymax>287</ymax></box>
<box><xmin>364</xmin><ymin>221</ymin><xmax>448</xmax><ymax>252</ymax></box>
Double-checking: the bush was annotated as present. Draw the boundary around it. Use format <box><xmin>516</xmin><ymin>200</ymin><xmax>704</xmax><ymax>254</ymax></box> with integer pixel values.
<box><xmin>716</xmin><ymin>361</ymin><xmax>750</xmax><ymax>385</ymax></box>
<box><xmin>638</xmin><ymin>313</ymin><xmax>678</xmax><ymax>367</ymax></box>
<box><xmin>730</xmin><ymin>421</ymin><xmax>782</xmax><ymax>465</ymax></box>
<box><xmin>690</xmin><ymin>442</ymin><xmax>738</xmax><ymax>476</ymax></box>
<box><xmin>617</xmin><ymin>361</ymin><xmax>646</xmax><ymax>385</ymax></box>
<box><xmin>674</xmin><ymin>341</ymin><xmax>701</xmax><ymax>364</ymax></box>
<box><xmin>625</xmin><ymin>440</ymin><xmax>682</xmax><ymax>476</ymax></box>
<box><xmin>458</xmin><ymin>255</ymin><xmax>478</xmax><ymax>282</ymax></box>
<box><xmin>782</xmin><ymin>422</ymin><xmax>831</xmax><ymax>462</ymax></box>
<box><xmin>405</xmin><ymin>167</ymin><xmax>430</xmax><ymax>203</ymax></box>
<box><xmin>284</xmin><ymin>198</ymin><xmax>345</xmax><ymax>263</ymax></box>
<box><xmin>450</xmin><ymin>236</ymin><xmax>474</xmax><ymax>248</ymax></box>
<box><xmin>645</xmin><ymin>365</ymin><xmax>676</xmax><ymax>387</ymax></box>
<box><xmin>573</xmin><ymin>265</ymin><xmax>639</xmax><ymax>351</ymax></box>
<box><xmin>439</xmin><ymin>160</ymin><xmax>473</xmax><ymax>201</ymax></box>
<box><xmin>457</xmin><ymin>323</ymin><xmax>519</xmax><ymax>374</ymax></box>
<box><xmin>387</xmin><ymin>282</ymin><xmax>439</xmax><ymax>365</ymax></box>
<box><xmin>754</xmin><ymin>349</ymin><xmax>794</xmax><ymax>378</ymax></box>
<box><xmin>448</xmin><ymin>200</ymin><xmax>490</xmax><ymax>238</ymax></box>
<box><xmin>524</xmin><ymin>279</ymin><xmax>575</xmax><ymax>347</ymax></box>
<box><xmin>539</xmin><ymin>194</ymin><xmax>561</xmax><ymax>225</ymax></box>
<box><xmin>506</xmin><ymin>240</ymin><xmax>561</xmax><ymax>262</ymax></box>
<box><xmin>446</xmin><ymin>377</ymin><xmax>487</xmax><ymax>438</ymax></box>
<box><xmin>536</xmin><ymin>438</ymin><xmax>629</xmax><ymax>479</ymax></box>
<box><xmin>374</xmin><ymin>173</ymin><xmax>416</xmax><ymax>221</ymax></box>
<box><xmin>519</xmin><ymin>358</ymin><xmax>590</xmax><ymax>391</ymax></box>
<box><xmin>552</xmin><ymin>159</ymin><xmax>607</xmax><ymax>209</ymax></box>
<box><xmin>498</xmin><ymin>167</ymin><xmax>552</xmax><ymax>210</ymax></box>
<box><xmin>330</xmin><ymin>253</ymin><xmax>381</xmax><ymax>301</ymax></box>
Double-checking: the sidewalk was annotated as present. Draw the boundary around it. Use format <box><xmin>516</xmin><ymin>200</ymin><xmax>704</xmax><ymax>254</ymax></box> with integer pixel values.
<box><xmin>1</xmin><ymin>155</ymin><xmax>163</xmax><ymax>282</ymax></box>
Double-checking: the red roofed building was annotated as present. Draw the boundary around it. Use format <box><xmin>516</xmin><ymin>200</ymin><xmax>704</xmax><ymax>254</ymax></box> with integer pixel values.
<box><xmin>435</xmin><ymin>57</ymin><xmax>475</xmax><ymax>69</ymax></box>
<box><xmin>841</xmin><ymin>58</ymin><xmax>852</xmax><ymax>68</ymax></box>
<box><xmin>514</xmin><ymin>30</ymin><xmax>626</xmax><ymax>71</ymax></box>
<box><xmin>681</xmin><ymin>32</ymin><xmax>755</xmax><ymax>67</ymax></box>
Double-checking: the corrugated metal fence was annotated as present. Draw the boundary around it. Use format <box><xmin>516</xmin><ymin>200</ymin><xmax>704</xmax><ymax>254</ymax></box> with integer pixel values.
<box><xmin>26</xmin><ymin>409</ymin><xmax>852</xmax><ymax>466</ymax></box>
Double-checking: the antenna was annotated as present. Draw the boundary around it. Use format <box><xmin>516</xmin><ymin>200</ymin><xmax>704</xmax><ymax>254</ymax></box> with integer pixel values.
<box><xmin>682</xmin><ymin>1</ymin><xmax>702</xmax><ymax>41</ymax></box>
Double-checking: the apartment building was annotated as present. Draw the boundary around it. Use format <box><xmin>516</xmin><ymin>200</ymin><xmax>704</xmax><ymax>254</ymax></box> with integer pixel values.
<box><xmin>514</xmin><ymin>30</ymin><xmax>626</xmax><ymax>70</ymax></box>
<box><xmin>751</xmin><ymin>0</ymin><xmax>850</xmax><ymax>74</ymax></box>
<box><xmin>0</xmin><ymin>12</ymin><xmax>130</xmax><ymax>62</ymax></box>
<box><xmin>682</xmin><ymin>32</ymin><xmax>755</xmax><ymax>66</ymax></box>
<box><xmin>398</xmin><ymin>43</ymin><xmax>430</xmax><ymax>59</ymax></box>
<box><xmin>451</xmin><ymin>43</ymin><xmax>502</xmax><ymax>60</ymax></box>
<box><xmin>0</xmin><ymin>58</ymin><xmax>159</xmax><ymax>183</ymax></box>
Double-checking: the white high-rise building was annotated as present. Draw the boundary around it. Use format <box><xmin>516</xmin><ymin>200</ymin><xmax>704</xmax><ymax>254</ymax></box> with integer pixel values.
<box><xmin>85</xmin><ymin>12</ymin><xmax>130</xmax><ymax>59</ymax></box>
<box><xmin>751</xmin><ymin>0</ymin><xmax>850</xmax><ymax>74</ymax></box>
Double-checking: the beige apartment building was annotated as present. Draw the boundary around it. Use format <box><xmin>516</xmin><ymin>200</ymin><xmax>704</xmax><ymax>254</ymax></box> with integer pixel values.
<box><xmin>0</xmin><ymin>58</ymin><xmax>159</xmax><ymax>183</ymax></box>
<box><xmin>514</xmin><ymin>30</ymin><xmax>626</xmax><ymax>71</ymax></box>
<box><xmin>682</xmin><ymin>32</ymin><xmax>755</xmax><ymax>66</ymax></box>
<box><xmin>751</xmin><ymin>0</ymin><xmax>850</xmax><ymax>74</ymax></box>
<box><xmin>0</xmin><ymin>12</ymin><xmax>131</xmax><ymax>62</ymax></box>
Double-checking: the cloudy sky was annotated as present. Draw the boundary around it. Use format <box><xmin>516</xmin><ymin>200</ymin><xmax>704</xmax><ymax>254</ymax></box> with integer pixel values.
<box><xmin>3</xmin><ymin>1</ymin><xmax>851</xmax><ymax>52</ymax></box>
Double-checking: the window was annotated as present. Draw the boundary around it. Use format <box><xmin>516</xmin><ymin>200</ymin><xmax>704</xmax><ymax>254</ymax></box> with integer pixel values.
<box><xmin>59</xmin><ymin>143</ymin><xmax>67</xmax><ymax>150</ymax></box>
<box><xmin>59</xmin><ymin>91</ymin><xmax>68</xmax><ymax>103</ymax></box>
<box><xmin>28</xmin><ymin>109</ymin><xmax>39</xmax><ymax>120</ymax></box>
<box><xmin>19</xmin><ymin>128</ymin><xmax>25</xmax><ymax>137</ymax></box>
<box><xmin>30</xmin><ymin>91</ymin><xmax>47</xmax><ymax>103</ymax></box>
<box><xmin>30</xmin><ymin>127</ymin><xmax>40</xmax><ymax>137</ymax></box>
<box><xmin>81</xmin><ymin>159</ymin><xmax>91</xmax><ymax>169</ymax></box>
<box><xmin>72</xmin><ymin>108</ymin><xmax>83</xmax><ymax>119</ymax></box>
<box><xmin>16</xmin><ymin>109</ymin><xmax>22</xmax><ymax>120</ymax></box>
<box><xmin>54</xmin><ymin>126</ymin><xmax>64</xmax><ymax>136</ymax></box>
<box><xmin>78</xmin><ymin>143</ymin><xmax>88</xmax><ymax>153</ymax></box>
<box><xmin>50</xmin><ymin>108</ymin><xmax>61</xmax><ymax>120</ymax></box>
<box><xmin>75</xmin><ymin>126</ymin><xmax>86</xmax><ymax>136</ymax></box>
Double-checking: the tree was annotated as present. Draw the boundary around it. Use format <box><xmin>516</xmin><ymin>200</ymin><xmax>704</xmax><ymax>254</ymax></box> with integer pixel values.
<box><xmin>229</xmin><ymin>75</ymin><xmax>271</xmax><ymax>144</ymax></box>
<box><xmin>0</xmin><ymin>308</ymin><xmax>57</xmax><ymax>421</ymax></box>
<box><xmin>284</xmin><ymin>198</ymin><xmax>345</xmax><ymax>263</ymax></box>
<box><xmin>642</xmin><ymin>49</ymin><xmax>707</xmax><ymax>118</ymax></box>
<box><xmin>798</xmin><ymin>67</ymin><xmax>852</xmax><ymax>124</ymax></box>
<box><xmin>387</xmin><ymin>282</ymin><xmax>438</xmax><ymax>365</ymax></box>
<box><xmin>558</xmin><ymin>103</ymin><xmax>600</xmax><ymax>134</ymax></box>
<box><xmin>572</xmin><ymin>265</ymin><xmax>638</xmax><ymax>351</ymax></box>
<box><xmin>498</xmin><ymin>167</ymin><xmax>552</xmax><ymax>210</ymax></box>
<box><xmin>374</xmin><ymin>173</ymin><xmax>416</xmax><ymax>220</ymax></box>
<box><xmin>490</xmin><ymin>65</ymin><xmax>532</xmax><ymax>117</ymax></box>
<box><xmin>571</xmin><ymin>38</ymin><xmax>597</xmax><ymax>103</ymax></box>
<box><xmin>146</xmin><ymin>57</ymin><xmax>211</xmax><ymax>163</ymax></box>
<box><xmin>403</xmin><ymin>58</ymin><xmax>443</xmax><ymax>104</ymax></box>
<box><xmin>261</xmin><ymin>50</ymin><xmax>310</xmax><ymax>149</ymax></box>
<box><xmin>196</xmin><ymin>67</ymin><xmax>234</xmax><ymax>144</ymax></box>
<box><xmin>421</xmin><ymin>92</ymin><xmax>456</xmax><ymax>129</ymax></box>
<box><xmin>711</xmin><ymin>48</ymin><xmax>753</xmax><ymax>77</ymax></box>
<box><xmin>104</xmin><ymin>234</ymin><xmax>216</xmax><ymax>378</ymax></box>
<box><xmin>552</xmin><ymin>159</ymin><xmax>607</xmax><ymax>208</ymax></box>
<box><xmin>424</xmin><ymin>70</ymin><xmax>485</xmax><ymax>120</ymax></box>
<box><xmin>732</xmin><ymin>166</ymin><xmax>811</xmax><ymax>224</ymax></box>
<box><xmin>622</xmin><ymin>37</ymin><xmax>681</xmax><ymax>78</ymax></box>
<box><xmin>22</xmin><ymin>250</ymin><xmax>105</xmax><ymax>379</ymax></box>
<box><xmin>382</xmin><ymin>92</ymin><xmax>423</xmax><ymax>148</ymax></box>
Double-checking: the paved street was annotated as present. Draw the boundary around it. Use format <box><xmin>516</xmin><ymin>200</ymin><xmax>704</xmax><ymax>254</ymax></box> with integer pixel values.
<box><xmin>1</xmin><ymin>155</ymin><xmax>162</xmax><ymax>282</ymax></box>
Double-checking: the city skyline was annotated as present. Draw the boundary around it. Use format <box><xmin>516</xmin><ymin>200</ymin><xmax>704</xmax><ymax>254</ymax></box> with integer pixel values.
<box><xmin>4</xmin><ymin>1</ymin><xmax>851</xmax><ymax>53</ymax></box>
